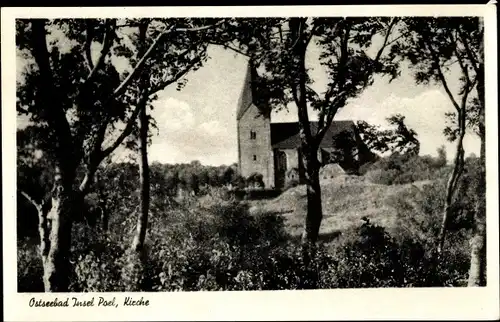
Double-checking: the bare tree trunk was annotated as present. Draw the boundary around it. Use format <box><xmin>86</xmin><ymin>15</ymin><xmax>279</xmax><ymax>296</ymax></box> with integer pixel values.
<box><xmin>437</xmin><ymin>118</ymin><xmax>465</xmax><ymax>256</ymax></box>
<box><xmin>301</xmin><ymin>147</ymin><xmax>323</xmax><ymax>244</ymax></box>
<box><xmin>468</xmin><ymin>134</ymin><xmax>485</xmax><ymax>287</ymax></box>
<box><xmin>37</xmin><ymin>166</ymin><xmax>81</xmax><ymax>292</ymax></box>
<box><xmin>468</xmin><ymin>76</ymin><xmax>486</xmax><ymax>286</ymax></box>
<box><xmin>42</xmin><ymin>193</ymin><xmax>73</xmax><ymax>291</ymax></box>
<box><xmin>131</xmin><ymin>97</ymin><xmax>150</xmax><ymax>252</ymax></box>
<box><xmin>468</xmin><ymin>179</ymin><xmax>486</xmax><ymax>286</ymax></box>
<box><xmin>288</xmin><ymin>18</ymin><xmax>324</xmax><ymax>246</ymax></box>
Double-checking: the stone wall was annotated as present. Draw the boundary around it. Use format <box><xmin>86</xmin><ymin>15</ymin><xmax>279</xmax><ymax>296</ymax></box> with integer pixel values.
<box><xmin>238</xmin><ymin>103</ymin><xmax>274</xmax><ymax>188</ymax></box>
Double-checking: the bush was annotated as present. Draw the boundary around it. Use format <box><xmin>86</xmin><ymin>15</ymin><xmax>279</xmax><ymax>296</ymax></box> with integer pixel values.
<box><xmin>246</xmin><ymin>172</ymin><xmax>265</xmax><ymax>189</ymax></box>
<box><xmin>323</xmin><ymin>217</ymin><xmax>468</xmax><ymax>288</ymax></box>
<box><xmin>361</xmin><ymin>152</ymin><xmax>450</xmax><ymax>185</ymax></box>
<box><xmin>18</xmin><ymin>205</ymin><xmax>469</xmax><ymax>291</ymax></box>
<box><xmin>17</xmin><ymin>240</ymin><xmax>44</xmax><ymax>292</ymax></box>
<box><xmin>69</xmin><ymin>223</ymin><xmax>127</xmax><ymax>292</ymax></box>
<box><xmin>325</xmin><ymin>217</ymin><xmax>426</xmax><ymax>287</ymax></box>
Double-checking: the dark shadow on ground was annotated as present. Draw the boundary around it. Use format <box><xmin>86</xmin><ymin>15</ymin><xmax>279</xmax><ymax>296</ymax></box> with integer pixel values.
<box><xmin>287</xmin><ymin>229</ymin><xmax>342</xmax><ymax>244</ymax></box>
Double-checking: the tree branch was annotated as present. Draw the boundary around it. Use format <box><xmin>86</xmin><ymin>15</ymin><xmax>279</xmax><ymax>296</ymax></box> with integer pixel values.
<box><xmin>379</xmin><ymin>27</ymin><xmax>413</xmax><ymax>54</ymax></box>
<box><xmin>374</xmin><ymin>17</ymin><xmax>398</xmax><ymax>62</ymax></box>
<box><xmin>30</xmin><ymin>19</ymin><xmax>74</xmax><ymax>153</ymax></box>
<box><xmin>424</xmin><ymin>36</ymin><xmax>461</xmax><ymax>112</ymax></box>
<box><xmin>108</xmin><ymin>21</ymin><xmax>224</xmax><ymax>103</ymax></box>
<box><xmin>315</xmin><ymin>88</ymin><xmax>349</xmax><ymax>143</ymax></box>
<box><xmin>451</xmin><ymin>31</ymin><xmax>478</xmax><ymax>100</ymax></box>
<box><xmin>208</xmin><ymin>40</ymin><xmax>250</xmax><ymax>57</ymax></box>
<box><xmin>90</xmin><ymin>21</ymin><xmax>222</xmax><ymax>167</ymax></box>
<box><xmin>149</xmin><ymin>56</ymin><xmax>202</xmax><ymax>96</ymax></box>
<box><xmin>100</xmin><ymin>105</ymin><xmax>141</xmax><ymax>160</ymax></box>
<box><xmin>19</xmin><ymin>190</ymin><xmax>42</xmax><ymax>211</ymax></box>
<box><xmin>85</xmin><ymin>19</ymin><xmax>116</xmax><ymax>84</ymax></box>
<box><xmin>304</xmin><ymin>18</ymin><xmax>319</xmax><ymax>48</ymax></box>
<box><xmin>84</xmin><ymin>19</ymin><xmax>95</xmax><ymax>73</ymax></box>
<box><xmin>322</xmin><ymin>23</ymin><xmax>351</xmax><ymax>111</ymax></box>
<box><xmin>292</xmin><ymin>25</ymin><xmax>313</xmax><ymax>145</ymax></box>
<box><xmin>316</xmin><ymin>19</ymin><xmax>396</xmax><ymax>145</ymax></box>
<box><xmin>306</xmin><ymin>85</ymin><xmax>321</xmax><ymax>102</ymax></box>
<box><xmin>458</xmin><ymin>28</ymin><xmax>481</xmax><ymax>75</ymax></box>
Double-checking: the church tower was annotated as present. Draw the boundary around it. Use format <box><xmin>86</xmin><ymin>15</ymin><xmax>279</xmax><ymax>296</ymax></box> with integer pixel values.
<box><xmin>236</xmin><ymin>61</ymin><xmax>274</xmax><ymax>188</ymax></box>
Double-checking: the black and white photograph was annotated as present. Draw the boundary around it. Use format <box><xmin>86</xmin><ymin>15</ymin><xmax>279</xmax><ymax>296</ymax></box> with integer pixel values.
<box><xmin>2</xmin><ymin>4</ymin><xmax>499</xmax><ymax>321</ymax></box>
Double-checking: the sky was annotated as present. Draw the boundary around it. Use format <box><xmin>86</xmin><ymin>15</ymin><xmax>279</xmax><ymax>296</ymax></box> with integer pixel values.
<box><xmin>16</xmin><ymin>24</ymin><xmax>481</xmax><ymax>167</ymax></box>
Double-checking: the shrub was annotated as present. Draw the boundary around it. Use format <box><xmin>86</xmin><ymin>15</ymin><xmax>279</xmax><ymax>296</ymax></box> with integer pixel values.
<box><xmin>324</xmin><ymin>217</ymin><xmax>466</xmax><ymax>288</ymax></box>
<box><xmin>139</xmin><ymin>201</ymin><xmax>291</xmax><ymax>291</ymax></box>
<box><xmin>17</xmin><ymin>240</ymin><xmax>44</xmax><ymax>292</ymax></box>
<box><xmin>70</xmin><ymin>223</ymin><xmax>127</xmax><ymax>292</ymax></box>
<box><xmin>361</xmin><ymin>152</ymin><xmax>451</xmax><ymax>185</ymax></box>
<box><xmin>246</xmin><ymin>172</ymin><xmax>265</xmax><ymax>189</ymax></box>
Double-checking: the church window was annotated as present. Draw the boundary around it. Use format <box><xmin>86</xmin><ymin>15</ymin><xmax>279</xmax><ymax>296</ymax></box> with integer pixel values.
<box><xmin>253</xmin><ymin>155</ymin><xmax>257</xmax><ymax>161</ymax></box>
<box><xmin>250</xmin><ymin>130</ymin><xmax>256</xmax><ymax>140</ymax></box>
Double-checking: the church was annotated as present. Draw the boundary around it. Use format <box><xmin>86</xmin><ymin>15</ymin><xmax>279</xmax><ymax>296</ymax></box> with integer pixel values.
<box><xmin>236</xmin><ymin>62</ymin><xmax>375</xmax><ymax>189</ymax></box>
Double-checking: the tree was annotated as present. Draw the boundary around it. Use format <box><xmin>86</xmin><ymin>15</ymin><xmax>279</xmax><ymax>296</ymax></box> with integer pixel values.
<box><xmin>215</xmin><ymin>17</ymin><xmax>399</xmax><ymax>244</ymax></box>
<box><xmin>386</xmin><ymin>114</ymin><xmax>420</xmax><ymax>156</ymax></box>
<box><xmin>16</xmin><ymin>18</ymin><xmax>221</xmax><ymax>291</ymax></box>
<box><xmin>126</xmin><ymin>19</ymin><xmax>208</xmax><ymax>252</ymax></box>
<box><xmin>356</xmin><ymin>115</ymin><xmax>420</xmax><ymax>157</ymax></box>
<box><xmin>435</xmin><ymin>145</ymin><xmax>448</xmax><ymax>168</ymax></box>
<box><xmin>393</xmin><ymin>17</ymin><xmax>484</xmax><ymax>279</ymax></box>
<box><xmin>356</xmin><ymin>120</ymin><xmax>394</xmax><ymax>155</ymax></box>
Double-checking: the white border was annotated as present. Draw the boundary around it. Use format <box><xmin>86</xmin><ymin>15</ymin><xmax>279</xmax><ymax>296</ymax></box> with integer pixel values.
<box><xmin>2</xmin><ymin>5</ymin><xmax>499</xmax><ymax>321</ymax></box>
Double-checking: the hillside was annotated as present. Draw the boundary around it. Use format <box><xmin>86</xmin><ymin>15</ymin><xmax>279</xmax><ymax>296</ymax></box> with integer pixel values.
<box><xmin>248</xmin><ymin>174</ymin><xmax>439</xmax><ymax>243</ymax></box>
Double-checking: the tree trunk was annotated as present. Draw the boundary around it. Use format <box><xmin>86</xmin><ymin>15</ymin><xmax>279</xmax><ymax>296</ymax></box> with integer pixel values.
<box><xmin>436</xmin><ymin>120</ymin><xmax>465</xmax><ymax>256</ymax></box>
<box><xmin>288</xmin><ymin>17</ymin><xmax>324</xmax><ymax>247</ymax></box>
<box><xmin>38</xmin><ymin>167</ymin><xmax>80</xmax><ymax>292</ymax></box>
<box><xmin>468</xmin><ymin>85</ymin><xmax>486</xmax><ymax>286</ymax></box>
<box><xmin>467</xmin><ymin>139</ymin><xmax>486</xmax><ymax>287</ymax></box>
<box><xmin>468</xmin><ymin>190</ymin><xmax>486</xmax><ymax>286</ymax></box>
<box><xmin>301</xmin><ymin>147</ymin><xmax>323</xmax><ymax>244</ymax></box>
<box><xmin>131</xmin><ymin>98</ymin><xmax>150</xmax><ymax>252</ymax></box>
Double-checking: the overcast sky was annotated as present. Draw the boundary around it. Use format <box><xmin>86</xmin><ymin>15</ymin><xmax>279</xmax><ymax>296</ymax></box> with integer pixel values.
<box><xmin>16</xmin><ymin>25</ymin><xmax>481</xmax><ymax>166</ymax></box>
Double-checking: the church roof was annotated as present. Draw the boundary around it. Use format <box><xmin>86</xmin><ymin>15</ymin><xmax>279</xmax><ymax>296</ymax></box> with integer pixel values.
<box><xmin>236</xmin><ymin>61</ymin><xmax>263</xmax><ymax>120</ymax></box>
<box><xmin>271</xmin><ymin>121</ymin><xmax>357</xmax><ymax>149</ymax></box>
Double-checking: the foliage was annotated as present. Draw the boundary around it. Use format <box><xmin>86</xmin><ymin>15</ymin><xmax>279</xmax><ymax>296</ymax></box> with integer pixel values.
<box><xmin>360</xmin><ymin>148</ymin><xmax>450</xmax><ymax>185</ymax></box>
<box><xmin>246</xmin><ymin>172</ymin><xmax>265</xmax><ymax>189</ymax></box>
<box><xmin>17</xmin><ymin>240</ymin><xmax>44</xmax><ymax>292</ymax></box>
<box><xmin>16</xmin><ymin>18</ymin><xmax>219</xmax><ymax>165</ymax></box>
<box><xmin>356</xmin><ymin>114</ymin><xmax>420</xmax><ymax>156</ymax></box>
<box><xmin>149</xmin><ymin>161</ymin><xmax>241</xmax><ymax>195</ymax></box>
<box><xmin>449</xmin><ymin>156</ymin><xmax>485</xmax><ymax>230</ymax></box>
